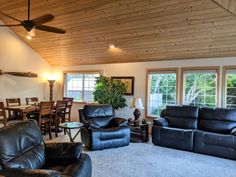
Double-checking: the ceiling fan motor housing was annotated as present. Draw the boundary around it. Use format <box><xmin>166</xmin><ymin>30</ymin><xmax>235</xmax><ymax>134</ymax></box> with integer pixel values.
<box><xmin>21</xmin><ymin>20</ymin><xmax>34</xmax><ymax>32</ymax></box>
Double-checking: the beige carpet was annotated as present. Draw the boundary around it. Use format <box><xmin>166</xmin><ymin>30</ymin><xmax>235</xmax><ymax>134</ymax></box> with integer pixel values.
<box><xmin>44</xmin><ymin>131</ymin><xmax>236</xmax><ymax>177</ymax></box>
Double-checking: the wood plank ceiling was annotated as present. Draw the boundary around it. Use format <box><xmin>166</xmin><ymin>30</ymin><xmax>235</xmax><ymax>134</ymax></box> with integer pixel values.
<box><xmin>0</xmin><ymin>0</ymin><xmax>236</xmax><ymax>66</ymax></box>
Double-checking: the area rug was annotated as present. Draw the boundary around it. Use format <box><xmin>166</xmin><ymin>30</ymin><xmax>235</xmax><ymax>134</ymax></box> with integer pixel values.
<box><xmin>86</xmin><ymin>143</ymin><xmax>236</xmax><ymax>177</ymax></box>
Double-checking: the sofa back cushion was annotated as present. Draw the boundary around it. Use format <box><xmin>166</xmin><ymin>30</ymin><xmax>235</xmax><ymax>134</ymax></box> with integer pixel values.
<box><xmin>198</xmin><ymin>107</ymin><xmax>236</xmax><ymax>134</ymax></box>
<box><xmin>164</xmin><ymin>105</ymin><xmax>199</xmax><ymax>129</ymax></box>
<box><xmin>83</xmin><ymin>104</ymin><xmax>114</xmax><ymax>128</ymax></box>
<box><xmin>0</xmin><ymin>120</ymin><xmax>45</xmax><ymax>169</ymax></box>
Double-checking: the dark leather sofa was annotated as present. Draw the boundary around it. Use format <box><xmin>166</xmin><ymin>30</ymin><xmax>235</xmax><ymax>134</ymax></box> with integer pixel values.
<box><xmin>79</xmin><ymin>104</ymin><xmax>130</xmax><ymax>150</ymax></box>
<box><xmin>152</xmin><ymin>105</ymin><xmax>236</xmax><ymax>159</ymax></box>
<box><xmin>0</xmin><ymin>120</ymin><xmax>92</xmax><ymax>177</ymax></box>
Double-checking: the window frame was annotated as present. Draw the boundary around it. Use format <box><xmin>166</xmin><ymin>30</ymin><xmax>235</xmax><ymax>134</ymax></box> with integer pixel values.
<box><xmin>146</xmin><ymin>68</ymin><xmax>179</xmax><ymax>118</ymax></box>
<box><xmin>63</xmin><ymin>70</ymin><xmax>102</xmax><ymax>103</ymax></box>
<box><xmin>180</xmin><ymin>66</ymin><xmax>220</xmax><ymax>107</ymax></box>
<box><xmin>222</xmin><ymin>65</ymin><xmax>236</xmax><ymax>108</ymax></box>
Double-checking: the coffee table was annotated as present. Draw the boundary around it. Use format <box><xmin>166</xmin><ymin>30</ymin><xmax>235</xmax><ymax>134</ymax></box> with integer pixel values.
<box><xmin>59</xmin><ymin>122</ymin><xmax>83</xmax><ymax>143</ymax></box>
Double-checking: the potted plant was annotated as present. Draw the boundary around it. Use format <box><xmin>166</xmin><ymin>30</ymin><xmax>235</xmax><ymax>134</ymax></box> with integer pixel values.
<box><xmin>93</xmin><ymin>76</ymin><xmax>127</xmax><ymax>110</ymax></box>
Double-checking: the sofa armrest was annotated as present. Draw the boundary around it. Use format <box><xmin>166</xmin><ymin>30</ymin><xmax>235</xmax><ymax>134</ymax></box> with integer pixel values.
<box><xmin>231</xmin><ymin>128</ymin><xmax>236</xmax><ymax>136</ymax></box>
<box><xmin>153</xmin><ymin>117</ymin><xmax>169</xmax><ymax>127</ymax></box>
<box><xmin>0</xmin><ymin>168</ymin><xmax>61</xmax><ymax>177</ymax></box>
<box><xmin>62</xmin><ymin>153</ymin><xmax>92</xmax><ymax>177</ymax></box>
<box><xmin>45</xmin><ymin>143</ymin><xmax>82</xmax><ymax>165</ymax></box>
<box><xmin>109</xmin><ymin>117</ymin><xmax>128</xmax><ymax>127</ymax></box>
<box><xmin>83</xmin><ymin>119</ymin><xmax>100</xmax><ymax>129</ymax></box>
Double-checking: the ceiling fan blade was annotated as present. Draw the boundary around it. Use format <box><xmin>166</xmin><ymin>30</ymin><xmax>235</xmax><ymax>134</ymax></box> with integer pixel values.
<box><xmin>31</xmin><ymin>14</ymin><xmax>54</xmax><ymax>25</ymax></box>
<box><xmin>35</xmin><ymin>25</ymin><xmax>66</xmax><ymax>34</ymax></box>
<box><xmin>0</xmin><ymin>12</ymin><xmax>22</xmax><ymax>23</ymax></box>
<box><xmin>0</xmin><ymin>24</ymin><xmax>22</xmax><ymax>27</ymax></box>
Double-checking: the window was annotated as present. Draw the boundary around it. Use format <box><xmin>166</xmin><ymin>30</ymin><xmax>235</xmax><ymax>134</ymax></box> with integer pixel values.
<box><xmin>182</xmin><ymin>67</ymin><xmax>219</xmax><ymax>107</ymax></box>
<box><xmin>223</xmin><ymin>67</ymin><xmax>236</xmax><ymax>108</ymax></box>
<box><xmin>64</xmin><ymin>71</ymin><xmax>100</xmax><ymax>102</ymax></box>
<box><xmin>147</xmin><ymin>69</ymin><xmax>178</xmax><ymax>117</ymax></box>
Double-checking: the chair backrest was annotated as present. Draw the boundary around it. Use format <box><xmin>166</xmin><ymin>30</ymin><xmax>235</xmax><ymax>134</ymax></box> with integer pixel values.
<box><xmin>6</xmin><ymin>98</ymin><xmax>21</xmax><ymax>107</ymax></box>
<box><xmin>63</xmin><ymin>97</ymin><xmax>74</xmax><ymax>106</ymax></box>
<box><xmin>39</xmin><ymin>101</ymin><xmax>54</xmax><ymax>116</ymax></box>
<box><xmin>26</xmin><ymin>97</ymin><xmax>39</xmax><ymax>105</ymax></box>
<box><xmin>55</xmin><ymin>100</ymin><xmax>68</xmax><ymax>119</ymax></box>
<box><xmin>163</xmin><ymin>105</ymin><xmax>199</xmax><ymax>129</ymax></box>
<box><xmin>0</xmin><ymin>120</ymin><xmax>45</xmax><ymax>169</ymax></box>
<box><xmin>82</xmin><ymin>104</ymin><xmax>114</xmax><ymax>128</ymax></box>
<box><xmin>0</xmin><ymin>102</ymin><xmax>7</xmax><ymax>127</ymax></box>
<box><xmin>198</xmin><ymin>107</ymin><xmax>236</xmax><ymax>134</ymax></box>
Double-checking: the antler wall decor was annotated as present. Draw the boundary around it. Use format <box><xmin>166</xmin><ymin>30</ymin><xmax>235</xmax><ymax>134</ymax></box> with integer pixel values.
<box><xmin>0</xmin><ymin>70</ymin><xmax>38</xmax><ymax>78</ymax></box>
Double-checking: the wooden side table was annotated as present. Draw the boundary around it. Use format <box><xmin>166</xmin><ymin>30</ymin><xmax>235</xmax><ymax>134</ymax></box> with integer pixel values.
<box><xmin>129</xmin><ymin>122</ymin><xmax>150</xmax><ymax>143</ymax></box>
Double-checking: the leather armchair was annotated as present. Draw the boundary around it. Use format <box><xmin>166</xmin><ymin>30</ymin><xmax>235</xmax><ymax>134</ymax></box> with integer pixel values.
<box><xmin>0</xmin><ymin>120</ymin><xmax>92</xmax><ymax>177</ymax></box>
<box><xmin>152</xmin><ymin>105</ymin><xmax>199</xmax><ymax>151</ymax></box>
<box><xmin>79</xmin><ymin>104</ymin><xmax>130</xmax><ymax>150</ymax></box>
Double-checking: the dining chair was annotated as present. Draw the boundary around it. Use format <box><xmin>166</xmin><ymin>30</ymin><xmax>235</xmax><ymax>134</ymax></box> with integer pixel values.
<box><xmin>38</xmin><ymin>101</ymin><xmax>54</xmax><ymax>139</ymax></box>
<box><xmin>25</xmin><ymin>97</ymin><xmax>39</xmax><ymax>105</ymax></box>
<box><xmin>63</xmin><ymin>97</ymin><xmax>74</xmax><ymax>122</ymax></box>
<box><xmin>25</xmin><ymin>97</ymin><xmax>39</xmax><ymax>119</ymax></box>
<box><xmin>52</xmin><ymin>100</ymin><xmax>68</xmax><ymax>137</ymax></box>
<box><xmin>5</xmin><ymin>98</ymin><xmax>22</xmax><ymax>120</ymax></box>
<box><xmin>0</xmin><ymin>102</ymin><xmax>7</xmax><ymax>127</ymax></box>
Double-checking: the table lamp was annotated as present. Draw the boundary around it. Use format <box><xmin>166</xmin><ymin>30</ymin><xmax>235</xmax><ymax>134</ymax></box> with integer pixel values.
<box><xmin>130</xmin><ymin>98</ymin><xmax>144</xmax><ymax>126</ymax></box>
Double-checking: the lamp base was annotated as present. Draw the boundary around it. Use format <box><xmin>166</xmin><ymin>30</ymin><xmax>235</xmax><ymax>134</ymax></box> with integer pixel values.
<box><xmin>133</xmin><ymin>109</ymin><xmax>141</xmax><ymax>127</ymax></box>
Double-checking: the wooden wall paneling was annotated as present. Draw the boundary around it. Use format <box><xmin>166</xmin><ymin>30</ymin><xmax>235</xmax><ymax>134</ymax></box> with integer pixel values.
<box><xmin>0</xmin><ymin>0</ymin><xmax>236</xmax><ymax>65</ymax></box>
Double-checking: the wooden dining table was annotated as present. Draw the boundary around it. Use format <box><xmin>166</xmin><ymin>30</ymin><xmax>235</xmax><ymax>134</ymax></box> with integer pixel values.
<box><xmin>5</xmin><ymin>105</ymin><xmax>39</xmax><ymax>121</ymax></box>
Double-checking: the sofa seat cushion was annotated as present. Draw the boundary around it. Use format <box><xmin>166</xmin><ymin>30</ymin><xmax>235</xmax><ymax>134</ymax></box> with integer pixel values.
<box><xmin>152</xmin><ymin>126</ymin><xmax>194</xmax><ymax>151</ymax></box>
<box><xmin>198</xmin><ymin>108</ymin><xmax>236</xmax><ymax>134</ymax></box>
<box><xmin>164</xmin><ymin>105</ymin><xmax>199</xmax><ymax>129</ymax></box>
<box><xmin>93</xmin><ymin>127</ymin><xmax>127</xmax><ymax>140</ymax></box>
<box><xmin>194</xmin><ymin>130</ymin><xmax>236</xmax><ymax>159</ymax></box>
<box><xmin>81</xmin><ymin>127</ymin><xmax>130</xmax><ymax>150</ymax></box>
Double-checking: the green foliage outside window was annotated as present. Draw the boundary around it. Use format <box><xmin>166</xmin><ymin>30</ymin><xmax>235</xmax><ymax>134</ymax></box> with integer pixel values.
<box><xmin>184</xmin><ymin>73</ymin><xmax>216</xmax><ymax>107</ymax></box>
<box><xmin>226</xmin><ymin>74</ymin><xmax>236</xmax><ymax>108</ymax></box>
<box><xmin>149</xmin><ymin>73</ymin><xmax>176</xmax><ymax>116</ymax></box>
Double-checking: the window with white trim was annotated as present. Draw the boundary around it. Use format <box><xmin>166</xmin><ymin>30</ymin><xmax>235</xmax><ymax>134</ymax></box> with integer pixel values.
<box><xmin>64</xmin><ymin>72</ymin><xmax>100</xmax><ymax>102</ymax></box>
<box><xmin>183</xmin><ymin>69</ymin><xmax>218</xmax><ymax>107</ymax></box>
<box><xmin>147</xmin><ymin>69</ymin><xmax>178</xmax><ymax>117</ymax></box>
<box><xmin>225</xmin><ymin>69</ymin><xmax>236</xmax><ymax>108</ymax></box>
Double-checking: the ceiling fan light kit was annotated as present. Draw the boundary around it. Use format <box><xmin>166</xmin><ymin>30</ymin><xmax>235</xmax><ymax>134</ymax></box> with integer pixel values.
<box><xmin>0</xmin><ymin>0</ymin><xmax>66</xmax><ymax>34</ymax></box>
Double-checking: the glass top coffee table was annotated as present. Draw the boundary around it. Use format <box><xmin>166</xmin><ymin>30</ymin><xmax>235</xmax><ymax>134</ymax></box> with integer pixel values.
<box><xmin>59</xmin><ymin>122</ymin><xmax>83</xmax><ymax>143</ymax></box>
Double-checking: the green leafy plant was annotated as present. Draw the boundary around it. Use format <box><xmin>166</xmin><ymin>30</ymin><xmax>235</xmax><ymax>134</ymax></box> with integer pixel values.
<box><xmin>93</xmin><ymin>76</ymin><xmax>127</xmax><ymax>109</ymax></box>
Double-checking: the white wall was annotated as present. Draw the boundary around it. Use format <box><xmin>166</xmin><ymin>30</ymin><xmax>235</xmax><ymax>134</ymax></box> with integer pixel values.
<box><xmin>0</xmin><ymin>21</ymin><xmax>51</xmax><ymax>104</ymax></box>
<box><xmin>53</xmin><ymin>57</ymin><xmax>236</xmax><ymax>121</ymax></box>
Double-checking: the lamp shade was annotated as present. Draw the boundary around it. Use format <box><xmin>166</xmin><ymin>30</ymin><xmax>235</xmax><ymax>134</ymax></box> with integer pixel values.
<box><xmin>130</xmin><ymin>98</ymin><xmax>144</xmax><ymax>109</ymax></box>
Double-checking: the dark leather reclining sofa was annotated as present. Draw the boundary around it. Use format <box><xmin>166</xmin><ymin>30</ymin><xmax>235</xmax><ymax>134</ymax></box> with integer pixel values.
<box><xmin>0</xmin><ymin>120</ymin><xmax>92</xmax><ymax>177</ymax></box>
<box><xmin>152</xmin><ymin>105</ymin><xmax>236</xmax><ymax>159</ymax></box>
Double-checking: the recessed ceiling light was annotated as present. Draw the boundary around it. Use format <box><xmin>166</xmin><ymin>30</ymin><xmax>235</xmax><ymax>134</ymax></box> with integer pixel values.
<box><xmin>109</xmin><ymin>44</ymin><xmax>115</xmax><ymax>48</ymax></box>
<box><xmin>26</xmin><ymin>35</ymin><xmax>32</xmax><ymax>40</ymax></box>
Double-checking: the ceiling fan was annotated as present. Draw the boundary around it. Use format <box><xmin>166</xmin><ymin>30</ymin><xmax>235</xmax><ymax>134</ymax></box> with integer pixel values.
<box><xmin>0</xmin><ymin>0</ymin><xmax>65</xmax><ymax>34</ymax></box>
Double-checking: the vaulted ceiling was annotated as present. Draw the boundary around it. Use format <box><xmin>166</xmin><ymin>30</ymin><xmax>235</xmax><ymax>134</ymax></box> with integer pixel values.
<box><xmin>0</xmin><ymin>0</ymin><xmax>236</xmax><ymax>66</ymax></box>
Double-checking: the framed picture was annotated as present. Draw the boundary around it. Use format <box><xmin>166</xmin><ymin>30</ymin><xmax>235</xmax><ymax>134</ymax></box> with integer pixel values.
<box><xmin>111</xmin><ymin>76</ymin><xmax>134</xmax><ymax>95</ymax></box>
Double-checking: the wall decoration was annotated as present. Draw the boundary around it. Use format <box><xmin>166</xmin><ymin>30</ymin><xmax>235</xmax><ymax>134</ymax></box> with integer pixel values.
<box><xmin>111</xmin><ymin>76</ymin><xmax>134</xmax><ymax>95</ymax></box>
<box><xmin>0</xmin><ymin>70</ymin><xmax>38</xmax><ymax>77</ymax></box>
